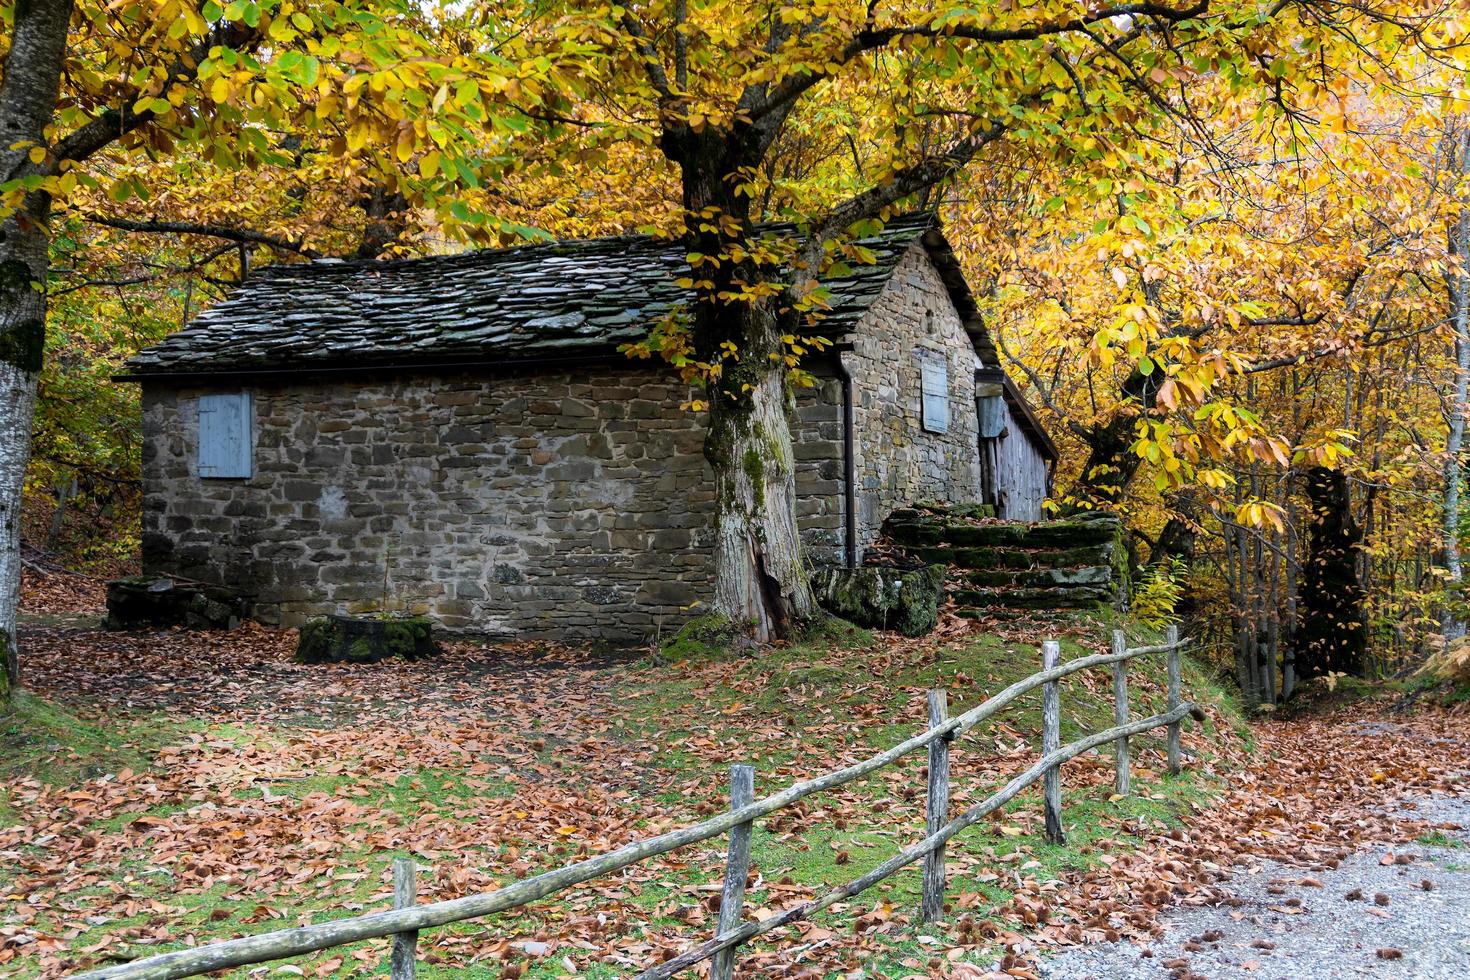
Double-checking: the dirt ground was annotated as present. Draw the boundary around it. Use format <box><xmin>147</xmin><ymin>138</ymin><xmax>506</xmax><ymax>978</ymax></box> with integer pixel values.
<box><xmin>2</xmin><ymin>596</ymin><xmax>1468</xmax><ymax>979</ymax></box>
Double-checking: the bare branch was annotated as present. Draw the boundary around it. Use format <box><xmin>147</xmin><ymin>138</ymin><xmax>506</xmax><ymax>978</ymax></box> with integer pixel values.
<box><xmin>81</xmin><ymin>215</ymin><xmax>319</xmax><ymax>258</ymax></box>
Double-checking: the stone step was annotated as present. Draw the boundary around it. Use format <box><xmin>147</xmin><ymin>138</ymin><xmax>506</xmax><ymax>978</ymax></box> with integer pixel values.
<box><xmin>949</xmin><ymin>585</ymin><xmax>1114</xmax><ymax>610</ymax></box>
<box><xmin>885</xmin><ymin>514</ymin><xmax>1122</xmax><ymax>550</ymax></box>
<box><xmin>961</xmin><ymin>565</ymin><xmax>1114</xmax><ymax>588</ymax></box>
<box><xmin>889</xmin><ymin>502</ymin><xmax>996</xmax><ymax>523</ymax></box>
<box><xmin>909</xmin><ymin>542</ymin><xmax>1115</xmax><ymax>570</ymax></box>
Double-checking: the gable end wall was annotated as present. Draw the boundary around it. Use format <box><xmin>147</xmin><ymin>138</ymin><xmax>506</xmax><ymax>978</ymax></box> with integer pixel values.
<box><xmin>844</xmin><ymin>244</ymin><xmax>981</xmax><ymax>551</ymax></box>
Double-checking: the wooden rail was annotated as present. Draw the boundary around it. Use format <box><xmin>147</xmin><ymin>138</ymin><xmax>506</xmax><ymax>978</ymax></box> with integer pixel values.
<box><xmin>72</xmin><ymin>627</ymin><xmax>1193</xmax><ymax>980</ymax></box>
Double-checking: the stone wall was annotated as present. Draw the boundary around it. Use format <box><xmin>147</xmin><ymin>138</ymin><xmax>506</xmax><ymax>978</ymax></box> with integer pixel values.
<box><xmin>142</xmin><ymin>366</ymin><xmax>858</xmax><ymax>641</ymax></box>
<box><xmin>844</xmin><ymin>244</ymin><xmax>982</xmax><ymax>552</ymax></box>
<box><xmin>143</xmin><ymin>368</ymin><xmax>724</xmax><ymax>640</ymax></box>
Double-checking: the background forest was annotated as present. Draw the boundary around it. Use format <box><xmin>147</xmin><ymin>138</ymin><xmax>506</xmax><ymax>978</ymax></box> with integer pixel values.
<box><xmin>14</xmin><ymin>0</ymin><xmax>1470</xmax><ymax>707</ymax></box>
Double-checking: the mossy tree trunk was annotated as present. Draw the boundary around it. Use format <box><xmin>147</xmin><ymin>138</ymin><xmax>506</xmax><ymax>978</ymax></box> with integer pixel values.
<box><xmin>666</xmin><ymin>126</ymin><xmax>816</xmax><ymax>642</ymax></box>
<box><xmin>706</xmin><ymin>356</ymin><xmax>815</xmax><ymax>640</ymax></box>
<box><xmin>1070</xmin><ymin>368</ymin><xmax>1161</xmax><ymax>509</ymax></box>
<box><xmin>0</xmin><ymin>0</ymin><xmax>75</xmax><ymax>700</ymax></box>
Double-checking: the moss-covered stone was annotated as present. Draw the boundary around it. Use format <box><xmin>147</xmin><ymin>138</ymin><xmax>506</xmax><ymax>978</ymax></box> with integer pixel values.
<box><xmin>878</xmin><ymin>505</ymin><xmax>1127</xmax><ymax>616</ymax></box>
<box><xmin>963</xmin><ymin>565</ymin><xmax>1114</xmax><ymax>589</ymax></box>
<box><xmin>294</xmin><ymin>615</ymin><xmax>438</xmax><ymax>664</ymax></box>
<box><xmin>810</xmin><ymin>564</ymin><xmax>945</xmax><ymax>637</ymax></box>
<box><xmin>950</xmin><ymin>586</ymin><xmax>1113</xmax><ymax>610</ymax></box>
<box><xmin>658</xmin><ymin>613</ymin><xmax>738</xmax><ymax>662</ymax></box>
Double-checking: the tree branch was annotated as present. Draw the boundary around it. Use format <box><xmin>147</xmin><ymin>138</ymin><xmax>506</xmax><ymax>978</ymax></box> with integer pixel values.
<box><xmin>747</xmin><ymin>2</ymin><xmax>1210</xmax><ymax>123</ymax></box>
<box><xmin>81</xmin><ymin>215</ymin><xmax>319</xmax><ymax>258</ymax></box>
<box><xmin>620</xmin><ymin>12</ymin><xmax>674</xmax><ymax>103</ymax></box>
<box><xmin>797</xmin><ymin>121</ymin><xmax>1008</xmax><ymax>271</ymax></box>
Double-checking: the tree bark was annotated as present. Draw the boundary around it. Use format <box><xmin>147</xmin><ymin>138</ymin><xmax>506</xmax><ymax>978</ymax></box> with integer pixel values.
<box><xmin>1297</xmin><ymin>466</ymin><xmax>1367</xmax><ymax>679</ymax></box>
<box><xmin>1442</xmin><ymin>120</ymin><xmax>1470</xmax><ymax>643</ymax></box>
<box><xmin>665</xmin><ymin>126</ymin><xmax>816</xmax><ymax>642</ymax></box>
<box><xmin>1071</xmin><ymin>368</ymin><xmax>1160</xmax><ymax>508</ymax></box>
<box><xmin>0</xmin><ymin>0</ymin><xmax>75</xmax><ymax>699</ymax></box>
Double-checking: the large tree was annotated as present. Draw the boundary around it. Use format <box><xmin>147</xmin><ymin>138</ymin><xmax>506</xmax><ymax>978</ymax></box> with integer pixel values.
<box><xmin>543</xmin><ymin>0</ymin><xmax>1453</xmax><ymax>640</ymax></box>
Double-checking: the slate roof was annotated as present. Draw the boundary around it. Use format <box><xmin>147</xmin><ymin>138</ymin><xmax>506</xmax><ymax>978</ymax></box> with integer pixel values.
<box><xmin>122</xmin><ymin>214</ymin><xmax>993</xmax><ymax>379</ymax></box>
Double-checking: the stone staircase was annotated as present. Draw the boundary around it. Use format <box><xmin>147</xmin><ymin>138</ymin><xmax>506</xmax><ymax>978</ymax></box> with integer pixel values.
<box><xmin>880</xmin><ymin>504</ymin><xmax>1125</xmax><ymax>617</ymax></box>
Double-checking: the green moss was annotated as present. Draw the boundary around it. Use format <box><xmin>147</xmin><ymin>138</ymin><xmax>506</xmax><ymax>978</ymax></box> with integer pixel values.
<box><xmin>742</xmin><ymin>446</ymin><xmax>765</xmax><ymax>508</ymax></box>
<box><xmin>794</xmin><ymin>613</ymin><xmax>873</xmax><ymax>650</ymax></box>
<box><xmin>381</xmin><ymin>620</ymin><xmax>429</xmax><ymax>657</ymax></box>
<box><xmin>295</xmin><ymin>616</ymin><xmax>436</xmax><ymax>664</ymax></box>
<box><xmin>657</xmin><ymin>612</ymin><xmax>737</xmax><ymax>663</ymax></box>
<box><xmin>294</xmin><ymin>617</ymin><xmax>333</xmax><ymax>663</ymax></box>
<box><xmin>810</xmin><ymin>565</ymin><xmax>945</xmax><ymax>636</ymax></box>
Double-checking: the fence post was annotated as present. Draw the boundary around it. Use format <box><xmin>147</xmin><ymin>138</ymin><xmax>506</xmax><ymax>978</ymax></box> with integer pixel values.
<box><xmin>1041</xmin><ymin>641</ymin><xmax>1065</xmax><ymax>844</ymax></box>
<box><xmin>922</xmin><ymin>689</ymin><xmax>950</xmax><ymax>923</ymax></box>
<box><xmin>711</xmin><ymin>764</ymin><xmax>755</xmax><ymax>980</ymax></box>
<box><xmin>390</xmin><ymin>858</ymin><xmax>418</xmax><ymax>980</ymax></box>
<box><xmin>1166</xmin><ymin>624</ymin><xmax>1182</xmax><ymax>775</ymax></box>
<box><xmin>1112</xmin><ymin>629</ymin><xmax>1130</xmax><ymax>797</ymax></box>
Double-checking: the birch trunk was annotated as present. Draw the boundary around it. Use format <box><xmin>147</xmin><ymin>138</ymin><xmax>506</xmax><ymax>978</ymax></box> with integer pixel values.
<box><xmin>0</xmin><ymin>0</ymin><xmax>74</xmax><ymax>699</ymax></box>
<box><xmin>1442</xmin><ymin>121</ymin><xmax>1470</xmax><ymax>644</ymax></box>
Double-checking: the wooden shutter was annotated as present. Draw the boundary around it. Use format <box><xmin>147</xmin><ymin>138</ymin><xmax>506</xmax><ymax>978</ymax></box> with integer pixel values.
<box><xmin>920</xmin><ymin>359</ymin><xmax>950</xmax><ymax>434</ymax></box>
<box><xmin>198</xmin><ymin>392</ymin><xmax>253</xmax><ymax>478</ymax></box>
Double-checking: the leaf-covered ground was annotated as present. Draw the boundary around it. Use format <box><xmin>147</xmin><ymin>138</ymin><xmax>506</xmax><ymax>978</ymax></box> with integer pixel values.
<box><xmin>1</xmin><ymin>593</ymin><xmax>1465</xmax><ymax>979</ymax></box>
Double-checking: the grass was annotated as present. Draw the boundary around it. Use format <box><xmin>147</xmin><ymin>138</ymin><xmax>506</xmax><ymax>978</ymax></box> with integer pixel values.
<box><xmin>1417</xmin><ymin>830</ymin><xmax>1468</xmax><ymax>849</ymax></box>
<box><xmin>1</xmin><ymin>612</ymin><xmax>1247</xmax><ymax>979</ymax></box>
<box><xmin>0</xmin><ymin>691</ymin><xmax>159</xmax><ymax>826</ymax></box>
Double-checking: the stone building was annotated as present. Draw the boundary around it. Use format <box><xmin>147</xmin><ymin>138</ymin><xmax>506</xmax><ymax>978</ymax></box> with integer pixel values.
<box><xmin>122</xmin><ymin>216</ymin><xmax>1056</xmax><ymax>641</ymax></box>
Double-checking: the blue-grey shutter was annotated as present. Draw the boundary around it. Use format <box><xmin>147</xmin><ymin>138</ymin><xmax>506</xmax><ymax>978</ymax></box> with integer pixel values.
<box><xmin>920</xmin><ymin>359</ymin><xmax>950</xmax><ymax>434</ymax></box>
<box><xmin>198</xmin><ymin>392</ymin><xmax>253</xmax><ymax>478</ymax></box>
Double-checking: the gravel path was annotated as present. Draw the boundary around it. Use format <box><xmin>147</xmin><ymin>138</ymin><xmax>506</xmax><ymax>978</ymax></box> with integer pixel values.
<box><xmin>1041</xmin><ymin>793</ymin><xmax>1470</xmax><ymax>979</ymax></box>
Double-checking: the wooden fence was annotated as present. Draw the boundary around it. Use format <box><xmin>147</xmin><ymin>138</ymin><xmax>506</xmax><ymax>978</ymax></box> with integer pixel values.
<box><xmin>72</xmin><ymin>628</ymin><xmax>1196</xmax><ymax>980</ymax></box>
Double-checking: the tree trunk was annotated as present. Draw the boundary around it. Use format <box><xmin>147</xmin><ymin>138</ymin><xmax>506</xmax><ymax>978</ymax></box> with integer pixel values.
<box><xmin>0</xmin><ymin>0</ymin><xmax>74</xmax><ymax>699</ymax></box>
<box><xmin>1297</xmin><ymin>466</ymin><xmax>1367</xmax><ymax>679</ymax></box>
<box><xmin>1071</xmin><ymin>369</ymin><xmax>1160</xmax><ymax>508</ymax></box>
<box><xmin>1442</xmin><ymin>121</ymin><xmax>1470</xmax><ymax>642</ymax></box>
<box><xmin>669</xmin><ymin>127</ymin><xmax>816</xmax><ymax>642</ymax></box>
<box><xmin>706</xmin><ymin>352</ymin><xmax>815</xmax><ymax>640</ymax></box>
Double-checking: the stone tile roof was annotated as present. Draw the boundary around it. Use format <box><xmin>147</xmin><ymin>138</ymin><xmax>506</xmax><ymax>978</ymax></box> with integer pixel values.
<box><xmin>123</xmin><ymin>214</ymin><xmax>988</xmax><ymax>379</ymax></box>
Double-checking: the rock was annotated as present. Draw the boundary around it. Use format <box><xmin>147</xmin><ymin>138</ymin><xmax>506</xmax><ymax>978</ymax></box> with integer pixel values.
<box><xmin>295</xmin><ymin>614</ymin><xmax>438</xmax><ymax>664</ymax></box>
<box><xmin>811</xmin><ymin>564</ymin><xmax>945</xmax><ymax>637</ymax></box>
<box><xmin>104</xmin><ymin>576</ymin><xmax>246</xmax><ymax>631</ymax></box>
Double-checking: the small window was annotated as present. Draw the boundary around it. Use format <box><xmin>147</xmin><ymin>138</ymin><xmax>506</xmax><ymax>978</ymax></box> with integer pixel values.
<box><xmin>198</xmin><ymin>392</ymin><xmax>253</xmax><ymax>478</ymax></box>
<box><xmin>920</xmin><ymin>358</ymin><xmax>950</xmax><ymax>434</ymax></box>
